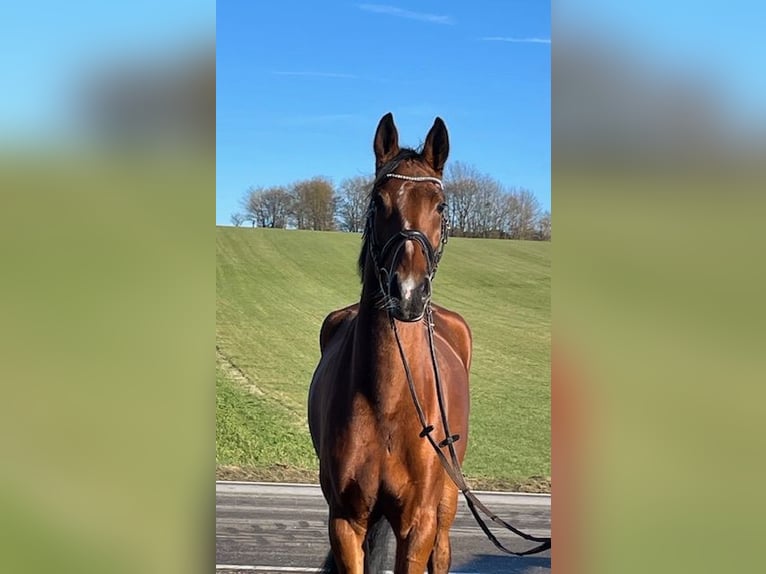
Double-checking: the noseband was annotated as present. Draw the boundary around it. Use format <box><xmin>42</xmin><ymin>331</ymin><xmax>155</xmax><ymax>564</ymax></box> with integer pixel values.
<box><xmin>364</xmin><ymin>172</ymin><xmax>449</xmax><ymax>315</ymax></box>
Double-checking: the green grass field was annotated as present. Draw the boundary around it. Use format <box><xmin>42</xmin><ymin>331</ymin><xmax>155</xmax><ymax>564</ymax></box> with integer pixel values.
<box><xmin>216</xmin><ymin>227</ymin><xmax>550</xmax><ymax>489</ymax></box>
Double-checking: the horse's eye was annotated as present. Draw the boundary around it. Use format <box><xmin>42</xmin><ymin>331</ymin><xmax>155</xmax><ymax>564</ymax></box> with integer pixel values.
<box><xmin>436</xmin><ymin>202</ymin><xmax>447</xmax><ymax>214</ymax></box>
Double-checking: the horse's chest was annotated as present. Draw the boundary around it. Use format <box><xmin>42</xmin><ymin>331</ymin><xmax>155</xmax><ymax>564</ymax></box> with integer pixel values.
<box><xmin>337</xmin><ymin>400</ymin><xmax>434</xmax><ymax>478</ymax></box>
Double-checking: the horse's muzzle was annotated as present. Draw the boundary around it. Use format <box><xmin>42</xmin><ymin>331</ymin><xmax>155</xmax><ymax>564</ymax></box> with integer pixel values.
<box><xmin>389</xmin><ymin>272</ymin><xmax>429</xmax><ymax>322</ymax></box>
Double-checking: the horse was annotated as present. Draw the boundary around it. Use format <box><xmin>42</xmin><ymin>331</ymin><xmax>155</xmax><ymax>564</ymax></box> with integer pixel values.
<box><xmin>308</xmin><ymin>113</ymin><xmax>472</xmax><ymax>574</ymax></box>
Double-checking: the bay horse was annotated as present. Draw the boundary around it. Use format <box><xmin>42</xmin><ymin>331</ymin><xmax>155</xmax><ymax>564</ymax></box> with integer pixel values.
<box><xmin>308</xmin><ymin>113</ymin><xmax>472</xmax><ymax>574</ymax></box>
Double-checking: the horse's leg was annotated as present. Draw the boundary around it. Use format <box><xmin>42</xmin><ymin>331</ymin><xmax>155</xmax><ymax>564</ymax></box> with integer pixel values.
<box><xmin>393</xmin><ymin>509</ymin><xmax>438</xmax><ymax>574</ymax></box>
<box><xmin>427</xmin><ymin>485</ymin><xmax>459</xmax><ymax>574</ymax></box>
<box><xmin>329</xmin><ymin>513</ymin><xmax>367</xmax><ymax>574</ymax></box>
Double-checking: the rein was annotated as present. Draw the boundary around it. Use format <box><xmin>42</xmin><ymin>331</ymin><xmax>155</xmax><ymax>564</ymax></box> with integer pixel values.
<box><xmin>368</xmin><ymin>172</ymin><xmax>551</xmax><ymax>556</ymax></box>
<box><xmin>390</xmin><ymin>313</ymin><xmax>552</xmax><ymax>557</ymax></box>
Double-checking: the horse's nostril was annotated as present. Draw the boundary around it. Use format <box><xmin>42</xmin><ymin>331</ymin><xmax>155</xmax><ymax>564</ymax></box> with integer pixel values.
<box><xmin>389</xmin><ymin>273</ymin><xmax>402</xmax><ymax>299</ymax></box>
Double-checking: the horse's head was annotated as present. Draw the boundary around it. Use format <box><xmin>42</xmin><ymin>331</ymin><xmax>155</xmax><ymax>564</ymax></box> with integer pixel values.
<box><xmin>360</xmin><ymin>112</ymin><xmax>450</xmax><ymax>322</ymax></box>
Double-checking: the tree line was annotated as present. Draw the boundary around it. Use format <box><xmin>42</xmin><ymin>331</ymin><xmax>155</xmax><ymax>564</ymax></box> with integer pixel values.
<box><xmin>231</xmin><ymin>162</ymin><xmax>550</xmax><ymax>241</ymax></box>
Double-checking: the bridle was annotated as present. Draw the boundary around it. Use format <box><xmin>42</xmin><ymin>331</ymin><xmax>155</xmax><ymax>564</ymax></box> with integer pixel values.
<box><xmin>366</xmin><ymin>169</ymin><xmax>552</xmax><ymax>557</ymax></box>
<box><xmin>364</xmin><ymin>172</ymin><xmax>449</xmax><ymax>321</ymax></box>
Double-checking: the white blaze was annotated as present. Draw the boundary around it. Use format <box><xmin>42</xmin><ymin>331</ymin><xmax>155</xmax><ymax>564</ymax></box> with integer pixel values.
<box><xmin>400</xmin><ymin>275</ymin><xmax>418</xmax><ymax>300</ymax></box>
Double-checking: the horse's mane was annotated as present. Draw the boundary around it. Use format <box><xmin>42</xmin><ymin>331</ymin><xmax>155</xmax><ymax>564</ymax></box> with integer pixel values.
<box><xmin>357</xmin><ymin>148</ymin><xmax>423</xmax><ymax>280</ymax></box>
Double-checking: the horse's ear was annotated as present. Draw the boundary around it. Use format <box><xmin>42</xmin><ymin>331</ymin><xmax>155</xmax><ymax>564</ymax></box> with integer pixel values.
<box><xmin>373</xmin><ymin>112</ymin><xmax>400</xmax><ymax>171</ymax></box>
<box><xmin>422</xmin><ymin>117</ymin><xmax>449</xmax><ymax>174</ymax></box>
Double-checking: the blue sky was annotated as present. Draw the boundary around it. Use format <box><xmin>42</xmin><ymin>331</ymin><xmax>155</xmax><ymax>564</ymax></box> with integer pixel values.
<box><xmin>216</xmin><ymin>2</ymin><xmax>551</xmax><ymax>225</ymax></box>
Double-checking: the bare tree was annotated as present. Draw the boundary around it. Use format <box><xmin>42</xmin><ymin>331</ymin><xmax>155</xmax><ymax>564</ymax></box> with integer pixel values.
<box><xmin>264</xmin><ymin>187</ymin><xmax>291</xmax><ymax>228</ymax></box>
<box><xmin>290</xmin><ymin>177</ymin><xmax>336</xmax><ymax>231</ymax></box>
<box><xmin>445</xmin><ymin>162</ymin><xmax>512</xmax><ymax>238</ymax></box>
<box><xmin>507</xmin><ymin>187</ymin><xmax>541</xmax><ymax>240</ymax></box>
<box><xmin>444</xmin><ymin>161</ymin><xmax>482</xmax><ymax>237</ymax></box>
<box><xmin>337</xmin><ymin>175</ymin><xmax>372</xmax><ymax>232</ymax></box>
<box><xmin>502</xmin><ymin>192</ymin><xmax>520</xmax><ymax>238</ymax></box>
<box><xmin>241</xmin><ymin>187</ymin><xmax>266</xmax><ymax>227</ymax></box>
<box><xmin>470</xmin><ymin>175</ymin><xmax>506</xmax><ymax>238</ymax></box>
<box><xmin>230</xmin><ymin>212</ymin><xmax>246</xmax><ymax>227</ymax></box>
<box><xmin>242</xmin><ymin>186</ymin><xmax>291</xmax><ymax>228</ymax></box>
<box><xmin>535</xmin><ymin>211</ymin><xmax>551</xmax><ymax>241</ymax></box>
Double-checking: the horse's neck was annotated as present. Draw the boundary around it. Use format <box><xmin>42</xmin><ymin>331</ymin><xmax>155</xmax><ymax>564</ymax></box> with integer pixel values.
<box><xmin>353</xmin><ymin>290</ymin><xmax>429</xmax><ymax>404</ymax></box>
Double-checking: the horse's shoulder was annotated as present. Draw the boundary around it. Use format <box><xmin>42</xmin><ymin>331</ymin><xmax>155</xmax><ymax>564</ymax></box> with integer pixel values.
<box><xmin>319</xmin><ymin>303</ymin><xmax>359</xmax><ymax>352</ymax></box>
<box><xmin>432</xmin><ymin>304</ymin><xmax>473</xmax><ymax>371</ymax></box>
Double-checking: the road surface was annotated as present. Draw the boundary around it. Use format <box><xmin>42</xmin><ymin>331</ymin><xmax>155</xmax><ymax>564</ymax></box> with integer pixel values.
<box><xmin>216</xmin><ymin>481</ymin><xmax>550</xmax><ymax>574</ymax></box>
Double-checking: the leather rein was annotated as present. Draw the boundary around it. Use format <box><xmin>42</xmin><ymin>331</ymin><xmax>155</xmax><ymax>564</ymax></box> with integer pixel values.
<box><xmin>366</xmin><ymin>172</ymin><xmax>552</xmax><ymax>557</ymax></box>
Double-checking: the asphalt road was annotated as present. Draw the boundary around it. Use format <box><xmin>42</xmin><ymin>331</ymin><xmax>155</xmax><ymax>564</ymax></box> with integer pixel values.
<box><xmin>216</xmin><ymin>481</ymin><xmax>550</xmax><ymax>574</ymax></box>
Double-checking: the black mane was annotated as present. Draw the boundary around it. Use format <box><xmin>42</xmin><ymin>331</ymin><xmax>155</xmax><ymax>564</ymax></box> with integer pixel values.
<box><xmin>357</xmin><ymin>148</ymin><xmax>423</xmax><ymax>279</ymax></box>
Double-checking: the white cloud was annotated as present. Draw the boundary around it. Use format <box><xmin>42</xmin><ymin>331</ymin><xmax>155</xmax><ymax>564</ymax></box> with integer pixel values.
<box><xmin>272</xmin><ymin>71</ymin><xmax>358</xmax><ymax>79</ymax></box>
<box><xmin>357</xmin><ymin>4</ymin><xmax>453</xmax><ymax>25</ymax></box>
<box><xmin>481</xmin><ymin>37</ymin><xmax>551</xmax><ymax>44</ymax></box>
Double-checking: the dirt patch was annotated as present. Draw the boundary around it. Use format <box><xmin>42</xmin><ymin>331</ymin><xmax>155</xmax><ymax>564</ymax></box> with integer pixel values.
<box><xmin>216</xmin><ymin>465</ymin><xmax>550</xmax><ymax>493</ymax></box>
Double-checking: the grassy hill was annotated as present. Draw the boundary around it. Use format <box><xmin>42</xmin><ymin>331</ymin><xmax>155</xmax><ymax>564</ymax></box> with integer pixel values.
<box><xmin>216</xmin><ymin>226</ymin><xmax>550</xmax><ymax>489</ymax></box>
